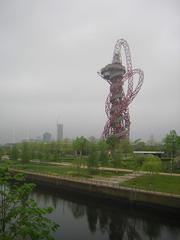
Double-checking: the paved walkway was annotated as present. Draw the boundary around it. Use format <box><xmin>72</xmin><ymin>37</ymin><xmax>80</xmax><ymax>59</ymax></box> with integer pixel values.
<box><xmin>93</xmin><ymin>172</ymin><xmax>144</xmax><ymax>187</ymax></box>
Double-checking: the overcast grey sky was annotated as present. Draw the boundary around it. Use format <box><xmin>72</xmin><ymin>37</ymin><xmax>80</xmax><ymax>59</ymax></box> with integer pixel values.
<box><xmin>0</xmin><ymin>0</ymin><xmax>179</xmax><ymax>144</ymax></box>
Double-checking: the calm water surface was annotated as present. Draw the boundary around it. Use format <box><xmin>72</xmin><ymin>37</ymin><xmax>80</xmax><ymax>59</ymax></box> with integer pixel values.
<box><xmin>32</xmin><ymin>187</ymin><xmax>180</xmax><ymax>240</ymax></box>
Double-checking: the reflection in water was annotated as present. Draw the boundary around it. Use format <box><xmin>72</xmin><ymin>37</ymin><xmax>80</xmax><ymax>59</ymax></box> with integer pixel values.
<box><xmin>31</xmin><ymin>188</ymin><xmax>180</xmax><ymax>240</ymax></box>
<box><xmin>143</xmin><ymin>220</ymin><xmax>161</xmax><ymax>240</ymax></box>
<box><xmin>86</xmin><ymin>207</ymin><xmax>98</xmax><ymax>233</ymax></box>
<box><xmin>68</xmin><ymin>202</ymin><xmax>86</xmax><ymax>219</ymax></box>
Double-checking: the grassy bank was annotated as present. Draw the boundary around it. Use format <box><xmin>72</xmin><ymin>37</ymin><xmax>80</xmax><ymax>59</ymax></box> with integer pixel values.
<box><xmin>12</xmin><ymin>162</ymin><xmax>126</xmax><ymax>178</ymax></box>
<box><xmin>121</xmin><ymin>174</ymin><xmax>180</xmax><ymax>195</ymax></box>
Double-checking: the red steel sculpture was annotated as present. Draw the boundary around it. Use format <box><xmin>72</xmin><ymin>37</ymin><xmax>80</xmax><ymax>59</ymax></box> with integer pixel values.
<box><xmin>99</xmin><ymin>39</ymin><xmax>144</xmax><ymax>139</ymax></box>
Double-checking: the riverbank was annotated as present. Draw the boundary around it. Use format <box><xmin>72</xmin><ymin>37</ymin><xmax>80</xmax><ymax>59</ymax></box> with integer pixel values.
<box><xmin>12</xmin><ymin>162</ymin><xmax>180</xmax><ymax>194</ymax></box>
<box><xmin>12</xmin><ymin>169</ymin><xmax>180</xmax><ymax>214</ymax></box>
<box><xmin>121</xmin><ymin>174</ymin><xmax>180</xmax><ymax>195</ymax></box>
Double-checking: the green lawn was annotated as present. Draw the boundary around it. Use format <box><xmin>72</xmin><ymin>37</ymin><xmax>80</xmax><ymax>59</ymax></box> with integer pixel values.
<box><xmin>121</xmin><ymin>174</ymin><xmax>180</xmax><ymax>195</ymax></box>
<box><xmin>11</xmin><ymin>163</ymin><xmax>126</xmax><ymax>178</ymax></box>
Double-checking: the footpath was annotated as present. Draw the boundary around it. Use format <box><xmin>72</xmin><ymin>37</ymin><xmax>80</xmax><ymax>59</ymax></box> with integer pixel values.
<box><xmin>30</xmin><ymin>160</ymin><xmax>180</xmax><ymax>177</ymax></box>
<box><xmin>30</xmin><ymin>160</ymin><xmax>145</xmax><ymax>186</ymax></box>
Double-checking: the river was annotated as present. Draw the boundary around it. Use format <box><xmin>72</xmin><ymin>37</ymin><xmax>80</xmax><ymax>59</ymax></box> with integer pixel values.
<box><xmin>31</xmin><ymin>187</ymin><xmax>180</xmax><ymax>240</ymax></box>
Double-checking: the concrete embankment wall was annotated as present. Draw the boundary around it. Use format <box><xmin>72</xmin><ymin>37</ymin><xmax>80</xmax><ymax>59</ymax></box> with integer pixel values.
<box><xmin>16</xmin><ymin>171</ymin><xmax>180</xmax><ymax>213</ymax></box>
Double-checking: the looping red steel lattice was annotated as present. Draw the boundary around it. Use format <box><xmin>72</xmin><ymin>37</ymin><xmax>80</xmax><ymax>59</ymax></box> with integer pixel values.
<box><xmin>99</xmin><ymin>39</ymin><xmax>144</xmax><ymax>139</ymax></box>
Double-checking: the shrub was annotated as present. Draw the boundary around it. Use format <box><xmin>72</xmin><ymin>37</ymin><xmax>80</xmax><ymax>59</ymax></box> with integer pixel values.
<box><xmin>141</xmin><ymin>155</ymin><xmax>162</xmax><ymax>174</ymax></box>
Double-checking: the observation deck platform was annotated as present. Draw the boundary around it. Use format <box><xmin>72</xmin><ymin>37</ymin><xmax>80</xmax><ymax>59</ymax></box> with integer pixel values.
<box><xmin>101</xmin><ymin>63</ymin><xmax>126</xmax><ymax>81</ymax></box>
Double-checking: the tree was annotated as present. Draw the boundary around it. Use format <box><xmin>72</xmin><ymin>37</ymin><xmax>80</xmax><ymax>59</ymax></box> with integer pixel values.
<box><xmin>133</xmin><ymin>154</ymin><xmax>146</xmax><ymax>169</ymax></box>
<box><xmin>106</xmin><ymin>135</ymin><xmax>119</xmax><ymax>153</ymax></box>
<box><xmin>141</xmin><ymin>155</ymin><xmax>162</xmax><ymax>174</ymax></box>
<box><xmin>106</xmin><ymin>136</ymin><xmax>134</xmax><ymax>167</ymax></box>
<box><xmin>21</xmin><ymin>142</ymin><xmax>31</xmax><ymax>163</ymax></box>
<box><xmin>0</xmin><ymin>165</ymin><xmax>59</xmax><ymax>240</ymax></box>
<box><xmin>98</xmin><ymin>140</ymin><xmax>109</xmax><ymax>167</ymax></box>
<box><xmin>111</xmin><ymin>144</ymin><xmax>123</xmax><ymax>168</ymax></box>
<box><xmin>164</xmin><ymin>130</ymin><xmax>178</xmax><ymax>157</ymax></box>
<box><xmin>163</xmin><ymin>130</ymin><xmax>179</xmax><ymax>171</ymax></box>
<box><xmin>87</xmin><ymin>143</ymin><xmax>98</xmax><ymax>172</ymax></box>
<box><xmin>0</xmin><ymin>146</ymin><xmax>3</xmax><ymax>160</ymax></box>
<box><xmin>88</xmin><ymin>136</ymin><xmax>97</xmax><ymax>143</ymax></box>
<box><xmin>11</xmin><ymin>144</ymin><xmax>19</xmax><ymax>161</ymax></box>
<box><xmin>119</xmin><ymin>139</ymin><xmax>133</xmax><ymax>156</ymax></box>
<box><xmin>132</xmin><ymin>139</ymin><xmax>146</xmax><ymax>151</ymax></box>
<box><xmin>60</xmin><ymin>140</ymin><xmax>74</xmax><ymax>159</ymax></box>
<box><xmin>73</xmin><ymin>136</ymin><xmax>88</xmax><ymax>159</ymax></box>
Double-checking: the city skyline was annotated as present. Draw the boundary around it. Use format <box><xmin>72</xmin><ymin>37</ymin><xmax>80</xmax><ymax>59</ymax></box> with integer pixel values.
<box><xmin>0</xmin><ymin>0</ymin><xmax>180</xmax><ymax>144</ymax></box>
<box><xmin>6</xmin><ymin>122</ymin><xmax>64</xmax><ymax>144</ymax></box>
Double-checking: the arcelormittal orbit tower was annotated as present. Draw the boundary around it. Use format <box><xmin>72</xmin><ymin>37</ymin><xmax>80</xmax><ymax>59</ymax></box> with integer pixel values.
<box><xmin>99</xmin><ymin>39</ymin><xmax>144</xmax><ymax>139</ymax></box>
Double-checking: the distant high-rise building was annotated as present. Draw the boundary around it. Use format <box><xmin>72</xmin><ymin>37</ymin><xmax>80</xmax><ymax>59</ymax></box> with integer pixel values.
<box><xmin>57</xmin><ymin>123</ymin><xmax>63</xmax><ymax>141</ymax></box>
<box><xmin>43</xmin><ymin>132</ymin><xmax>52</xmax><ymax>142</ymax></box>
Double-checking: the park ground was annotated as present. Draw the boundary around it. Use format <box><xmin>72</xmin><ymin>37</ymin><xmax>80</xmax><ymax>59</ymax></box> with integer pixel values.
<box><xmin>6</xmin><ymin>161</ymin><xmax>180</xmax><ymax>196</ymax></box>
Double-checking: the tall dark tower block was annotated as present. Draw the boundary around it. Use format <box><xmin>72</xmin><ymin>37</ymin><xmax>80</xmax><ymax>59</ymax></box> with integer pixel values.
<box><xmin>57</xmin><ymin>123</ymin><xmax>63</xmax><ymax>141</ymax></box>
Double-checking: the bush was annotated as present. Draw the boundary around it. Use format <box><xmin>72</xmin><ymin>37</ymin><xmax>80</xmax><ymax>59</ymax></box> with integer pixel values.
<box><xmin>141</xmin><ymin>155</ymin><xmax>162</xmax><ymax>174</ymax></box>
<box><xmin>134</xmin><ymin>154</ymin><xmax>147</xmax><ymax>166</ymax></box>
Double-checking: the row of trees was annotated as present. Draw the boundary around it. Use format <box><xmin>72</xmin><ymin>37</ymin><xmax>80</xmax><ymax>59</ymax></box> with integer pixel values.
<box><xmin>0</xmin><ymin>136</ymin><xmax>134</xmax><ymax>167</ymax></box>
<box><xmin>0</xmin><ymin>130</ymin><xmax>180</xmax><ymax>169</ymax></box>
